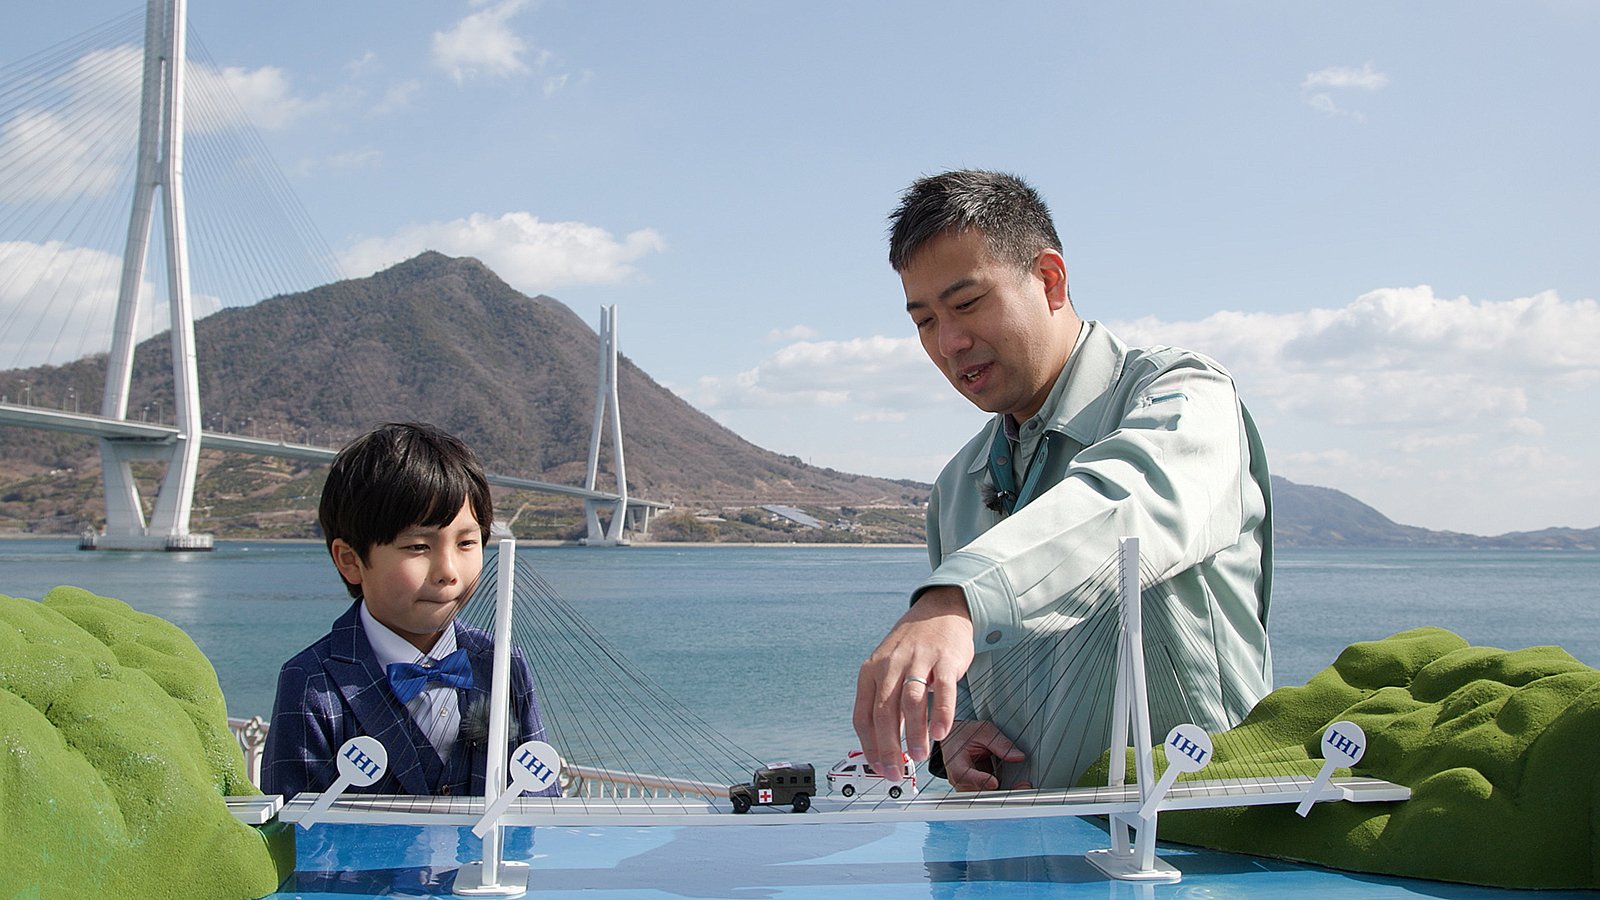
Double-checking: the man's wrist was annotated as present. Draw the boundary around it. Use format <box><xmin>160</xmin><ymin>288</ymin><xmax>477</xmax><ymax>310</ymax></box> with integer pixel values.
<box><xmin>910</xmin><ymin>584</ymin><xmax>972</xmax><ymax>619</ymax></box>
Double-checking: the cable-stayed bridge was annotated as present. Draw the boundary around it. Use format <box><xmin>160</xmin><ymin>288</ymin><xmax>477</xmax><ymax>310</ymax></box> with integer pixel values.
<box><xmin>0</xmin><ymin>396</ymin><xmax>665</xmax><ymax>545</ymax></box>
<box><xmin>0</xmin><ymin>1</ymin><xmax>663</xmax><ymax>549</ymax></box>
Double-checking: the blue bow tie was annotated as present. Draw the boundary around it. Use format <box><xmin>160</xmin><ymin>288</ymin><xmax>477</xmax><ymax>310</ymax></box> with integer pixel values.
<box><xmin>387</xmin><ymin>648</ymin><xmax>474</xmax><ymax>704</ymax></box>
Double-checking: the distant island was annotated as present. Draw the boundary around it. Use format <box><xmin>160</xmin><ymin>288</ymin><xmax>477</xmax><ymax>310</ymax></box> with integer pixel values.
<box><xmin>0</xmin><ymin>252</ymin><xmax>1593</xmax><ymax>549</ymax></box>
<box><xmin>1270</xmin><ymin>476</ymin><xmax>1597</xmax><ymax>550</ymax></box>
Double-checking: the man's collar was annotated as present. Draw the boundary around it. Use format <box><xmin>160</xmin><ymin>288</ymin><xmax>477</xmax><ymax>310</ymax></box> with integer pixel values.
<box><xmin>1005</xmin><ymin>319</ymin><xmax>1097</xmax><ymax>433</ymax></box>
<box><xmin>970</xmin><ymin>322</ymin><xmax>1092</xmax><ymax>475</ymax></box>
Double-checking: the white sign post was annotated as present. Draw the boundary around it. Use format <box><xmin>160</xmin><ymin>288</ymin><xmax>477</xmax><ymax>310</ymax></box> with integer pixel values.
<box><xmin>296</xmin><ymin>736</ymin><xmax>388</xmax><ymax>829</ymax></box>
<box><xmin>1297</xmin><ymin>721</ymin><xmax>1366</xmax><ymax>817</ymax></box>
<box><xmin>473</xmin><ymin>740</ymin><xmax>563</xmax><ymax>838</ymax></box>
<box><xmin>1138</xmin><ymin>724</ymin><xmax>1214</xmax><ymax>820</ymax></box>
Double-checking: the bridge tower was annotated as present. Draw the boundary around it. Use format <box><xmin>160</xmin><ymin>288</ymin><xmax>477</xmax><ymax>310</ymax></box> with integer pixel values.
<box><xmin>91</xmin><ymin>0</ymin><xmax>211</xmax><ymax>551</ymax></box>
<box><xmin>581</xmin><ymin>306</ymin><xmax>639</xmax><ymax>546</ymax></box>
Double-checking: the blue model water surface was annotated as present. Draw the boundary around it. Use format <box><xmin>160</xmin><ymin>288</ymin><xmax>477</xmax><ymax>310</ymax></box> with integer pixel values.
<box><xmin>273</xmin><ymin>817</ymin><xmax>1596</xmax><ymax>899</ymax></box>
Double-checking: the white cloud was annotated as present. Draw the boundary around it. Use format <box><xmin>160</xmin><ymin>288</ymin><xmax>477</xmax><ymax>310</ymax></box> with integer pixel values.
<box><xmin>372</xmin><ymin>80</ymin><xmax>422</xmax><ymax>115</ymax></box>
<box><xmin>1505</xmin><ymin>417</ymin><xmax>1546</xmax><ymax>436</ymax></box>
<box><xmin>682</xmin><ymin>336</ymin><xmax>932</xmax><ymax>411</ymax></box>
<box><xmin>0</xmin><ymin>241</ymin><xmax>222</xmax><ymax>370</ymax></box>
<box><xmin>0</xmin><ymin>108</ymin><xmax>131</xmax><ymax>203</ymax></box>
<box><xmin>0</xmin><ymin>47</ymin><xmax>139</xmax><ymax>204</ymax></box>
<box><xmin>1112</xmin><ymin>286</ymin><xmax>1600</xmax><ymax>532</ymax></box>
<box><xmin>1274</xmin><ymin>448</ymin><xmax>1357</xmax><ymax>469</ymax></box>
<box><xmin>0</xmin><ymin>44</ymin><xmax>325</xmax><ymax>206</ymax></box>
<box><xmin>854</xmin><ymin>411</ymin><xmax>909</xmax><ymax>424</ymax></box>
<box><xmin>767</xmin><ymin>325</ymin><xmax>818</xmax><ymax>342</ymax></box>
<box><xmin>1392</xmin><ymin>432</ymin><xmax>1476</xmax><ymax>458</ymax></box>
<box><xmin>1114</xmin><ymin>286</ymin><xmax>1598</xmax><ymax>417</ymax></box>
<box><xmin>1302</xmin><ymin>62</ymin><xmax>1390</xmax><ymax>92</ymax></box>
<box><xmin>327</xmin><ymin>149</ymin><xmax>382</xmax><ymax>170</ymax></box>
<box><xmin>433</xmin><ymin>0</ymin><xmax>534</xmax><ymax>83</ymax></box>
<box><xmin>201</xmin><ymin>65</ymin><xmax>326</xmax><ymax>130</ymax></box>
<box><xmin>336</xmin><ymin>211</ymin><xmax>666</xmax><ymax>291</ymax></box>
<box><xmin>345</xmin><ymin>51</ymin><xmax>380</xmax><ymax>78</ymax></box>
<box><xmin>1489</xmin><ymin>444</ymin><xmax>1547</xmax><ymax>468</ymax></box>
<box><xmin>1301</xmin><ymin>61</ymin><xmax>1389</xmax><ymax>121</ymax></box>
<box><xmin>682</xmin><ymin>285</ymin><xmax>1598</xmax><ymax>531</ymax></box>
<box><xmin>669</xmin><ymin>332</ymin><xmax>984</xmax><ymax>484</ymax></box>
<box><xmin>294</xmin><ymin>148</ymin><xmax>383</xmax><ymax>177</ymax></box>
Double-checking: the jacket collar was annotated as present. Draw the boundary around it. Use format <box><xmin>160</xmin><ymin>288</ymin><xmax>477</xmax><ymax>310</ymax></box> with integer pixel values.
<box><xmin>965</xmin><ymin>320</ymin><xmax>1124</xmax><ymax>476</ymax></box>
<box><xmin>324</xmin><ymin>600</ymin><xmax>441</xmax><ymax>794</ymax></box>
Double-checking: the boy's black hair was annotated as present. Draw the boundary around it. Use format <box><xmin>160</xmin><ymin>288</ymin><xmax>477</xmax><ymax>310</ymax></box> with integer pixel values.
<box><xmin>887</xmin><ymin>169</ymin><xmax>1064</xmax><ymax>274</ymax></box>
<box><xmin>318</xmin><ymin>422</ymin><xmax>494</xmax><ymax>599</ymax></box>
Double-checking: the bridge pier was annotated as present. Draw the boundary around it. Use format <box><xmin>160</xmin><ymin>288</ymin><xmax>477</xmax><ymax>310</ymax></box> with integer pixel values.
<box><xmin>91</xmin><ymin>434</ymin><xmax>212</xmax><ymax>551</ymax></box>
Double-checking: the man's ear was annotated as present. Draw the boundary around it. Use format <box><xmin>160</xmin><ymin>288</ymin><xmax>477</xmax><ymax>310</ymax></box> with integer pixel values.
<box><xmin>1035</xmin><ymin>249</ymin><xmax>1069</xmax><ymax>311</ymax></box>
<box><xmin>330</xmin><ymin>539</ymin><xmax>365</xmax><ymax>588</ymax></box>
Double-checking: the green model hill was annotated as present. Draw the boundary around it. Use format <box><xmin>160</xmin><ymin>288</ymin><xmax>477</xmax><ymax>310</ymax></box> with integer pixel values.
<box><xmin>0</xmin><ymin>587</ymin><xmax>287</xmax><ymax>899</ymax></box>
<box><xmin>1085</xmin><ymin>627</ymin><xmax>1599</xmax><ymax>889</ymax></box>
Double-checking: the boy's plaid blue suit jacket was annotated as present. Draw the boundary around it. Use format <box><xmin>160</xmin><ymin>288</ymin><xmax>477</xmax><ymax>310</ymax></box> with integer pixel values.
<box><xmin>261</xmin><ymin>600</ymin><xmax>561</xmax><ymax>800</ymax></box>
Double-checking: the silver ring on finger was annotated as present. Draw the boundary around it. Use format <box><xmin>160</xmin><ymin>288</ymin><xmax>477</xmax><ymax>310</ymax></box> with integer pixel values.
<box><xmin>904</xmin><ymin>675</ymin><xmax>928</xmax><ymax>686</ymax></box>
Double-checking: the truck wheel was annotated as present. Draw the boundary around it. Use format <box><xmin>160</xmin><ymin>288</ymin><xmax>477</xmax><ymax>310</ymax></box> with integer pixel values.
<box><xmin>792</xmin><ymin>793</ymin><xmax>810</xmax><ymax>813</ymax></box>
<box><xmin>889</xmin><ymin>785</ymin><xmax>903</xmax><ymax>799</ymax></box>
<box><xmin>840</xmin><ymin>785</ymin><xmax>855</xmax><ymax>798</ymax></box>
<box><xmin>731</xmin><ymin>794</ymin><xmax>750</xmax><ymax>814</ymax></box>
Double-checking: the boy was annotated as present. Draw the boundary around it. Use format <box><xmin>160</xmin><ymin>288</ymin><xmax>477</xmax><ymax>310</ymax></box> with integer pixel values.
<box><xmin>262</xmin><ymin>422</ymin><xmax>560</xmax><ymax>799</ymax></box>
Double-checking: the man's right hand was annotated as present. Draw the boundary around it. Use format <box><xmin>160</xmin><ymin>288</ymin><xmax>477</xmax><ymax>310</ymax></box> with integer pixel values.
<box><xmin>852</xmin><ymin>585</ymin><xmax>974</xmax><ymax>782</ymax></box>
<box><xmin>940</xmin><ymin>720</ymin><xmax>1028</xmax><ymax>791</ymax></box>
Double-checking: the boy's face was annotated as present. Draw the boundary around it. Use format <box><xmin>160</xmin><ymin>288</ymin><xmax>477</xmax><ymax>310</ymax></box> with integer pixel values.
<box><xmin>331</xmin><ymin>501</ymin><xmax>484</xmax><ymax>653</ymax></box>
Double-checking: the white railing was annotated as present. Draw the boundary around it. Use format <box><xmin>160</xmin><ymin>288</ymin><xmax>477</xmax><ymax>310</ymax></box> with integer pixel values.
<box><xmin>228</xmin><ymin>715</ymin><xmax>269</xmax><ymax>788</ymax></box>
<box><xmin>225</xmin><ymin>717</ymin><xmax>727</xmax><ymax>801</ymax></box>
<box><xmin>560</xmin><ymin>764</ymin><xmax>729</xmax><ymax>800</ymax></box>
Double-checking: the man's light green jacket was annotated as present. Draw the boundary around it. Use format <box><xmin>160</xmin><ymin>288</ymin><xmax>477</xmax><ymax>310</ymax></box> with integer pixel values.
<box><xmin>920</xmin><ymin>320</ymin><xmax>1273</xmax><ymax>788</ymax></box>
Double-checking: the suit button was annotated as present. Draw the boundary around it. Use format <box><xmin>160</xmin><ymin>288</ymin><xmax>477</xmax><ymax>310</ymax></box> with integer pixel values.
<box><xmin>441</xmin><ymin>785</ymin><xmax>452</xmax><ymax>795</ymax></box>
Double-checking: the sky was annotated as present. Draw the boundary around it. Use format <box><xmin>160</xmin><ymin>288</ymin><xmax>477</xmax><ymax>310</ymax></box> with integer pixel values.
<box><xmin>2</xmin><ymin>1</ymin><xmax>1597</xmax><ymax>536</ymax></box>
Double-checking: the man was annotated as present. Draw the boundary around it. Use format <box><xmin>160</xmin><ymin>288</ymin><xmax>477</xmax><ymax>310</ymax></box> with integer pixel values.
<box><xmin>853</xmin><ymin>170</ymin><xmax>1273</xmax><ymax>791</ymax></box>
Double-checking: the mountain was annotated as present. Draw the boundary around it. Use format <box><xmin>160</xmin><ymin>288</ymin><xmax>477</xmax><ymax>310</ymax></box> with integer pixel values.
<box><xmin>1270</xmin><ymin>476</ymin><xmax>1600</xmax><ymax>550</ymax></box>
<box><xmin>0</xmin><ymin>252</ymin><xmax>1594</xmax><ymax>548</ymax></box>
<box><xmin>0</xmin><ymin>252</ymin><xmax>925</xmax><ymax>541</ymax></box>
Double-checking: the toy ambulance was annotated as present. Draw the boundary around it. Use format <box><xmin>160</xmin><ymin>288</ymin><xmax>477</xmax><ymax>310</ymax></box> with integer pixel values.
<box><xmin>827</xmin><ymin>750</ymin><xmax>916</xmax><ymax>799</ymax></box>
<box><xmin>728</xmin><ymin>762</ymin><xmax>815</xmax><ymax>813</ymax></box>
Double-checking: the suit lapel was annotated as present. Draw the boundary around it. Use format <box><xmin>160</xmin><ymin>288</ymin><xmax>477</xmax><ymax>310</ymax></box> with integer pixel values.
<box><xmin>323</xmin><ymin>601</ymin><xmax>442</xmax><ymax>795</ymax></box>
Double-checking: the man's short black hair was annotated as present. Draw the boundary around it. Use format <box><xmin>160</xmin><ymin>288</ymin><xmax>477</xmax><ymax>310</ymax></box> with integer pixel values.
<box><xmin>887</xmin><ymin>169</ymin><xmax>1063</xmax><ymax>274</ymax></box>
<box><xmin>318</xmin><ymin>422</ymin><xmax>494</xmax><ymax>599</ymax></box>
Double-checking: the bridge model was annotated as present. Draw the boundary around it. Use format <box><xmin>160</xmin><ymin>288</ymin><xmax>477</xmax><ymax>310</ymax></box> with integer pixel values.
<box><xmin>267</xmin><ymin>538</ymin><xmax>1410</xmax><ymax>893</ymax></box>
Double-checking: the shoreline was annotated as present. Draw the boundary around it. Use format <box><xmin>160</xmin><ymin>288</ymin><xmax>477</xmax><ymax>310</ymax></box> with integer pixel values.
<box><xmin>0</xmin><ymin>531</ymin><xmax>926</xmax><ymax>550</ymax></box>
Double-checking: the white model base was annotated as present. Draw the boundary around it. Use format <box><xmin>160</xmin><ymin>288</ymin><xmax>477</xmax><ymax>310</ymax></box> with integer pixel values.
<box><xmin>453</xmin><ymin>860</ymin><xmax>529</xmax><ymax>896</ymax></box>
<box><xmin>1084</xmin><ymin>848</ymin><xmax>1182</xmax><ymax>883</ymax></box>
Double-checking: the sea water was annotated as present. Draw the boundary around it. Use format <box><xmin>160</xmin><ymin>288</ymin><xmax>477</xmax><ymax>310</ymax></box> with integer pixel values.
<box><xmin>1</xmin><ymin>539</ymin><xmax>1596</xmax><ymax>767</ymax></box>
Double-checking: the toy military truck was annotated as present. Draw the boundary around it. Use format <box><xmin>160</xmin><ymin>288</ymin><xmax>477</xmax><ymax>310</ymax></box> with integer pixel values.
<box><xmin>728</xmin><ymin>762</ymin><xmax>815</xmax><ymax>813</ymax></box>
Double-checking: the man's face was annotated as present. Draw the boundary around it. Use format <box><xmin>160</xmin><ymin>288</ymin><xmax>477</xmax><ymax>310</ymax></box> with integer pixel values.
<box><xmin>331</xmin><ymin>500</ymin><xmax>484</xmax><ymax>653</ymax></box>
<box><xmin>901</xmin><ymin>229</ymin><xmax>1074</xmax><ymax>421</ymax></box>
